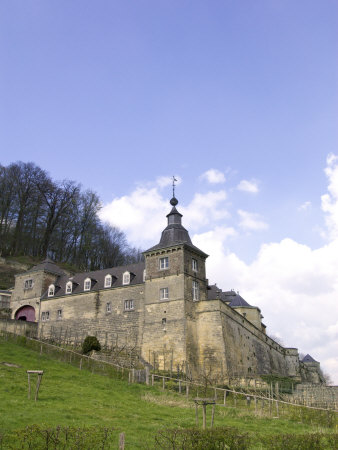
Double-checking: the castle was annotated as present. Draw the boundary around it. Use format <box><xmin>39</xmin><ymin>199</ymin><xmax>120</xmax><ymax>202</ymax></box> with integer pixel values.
<box><xmin>8</xmin><ymin>195</ymin><xmax>324</xmax><ymax>384</ymax></box>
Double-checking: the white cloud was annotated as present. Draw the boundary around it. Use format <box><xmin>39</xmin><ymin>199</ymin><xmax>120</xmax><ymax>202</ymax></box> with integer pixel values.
<box><xmin>238</xmin><ymin>209</ymin><xmax>269</xmax><ymax>231</ymax></box>
<box><xmin>237</xmin><ymin>179</ymin><xmax>259</xmax><ymax>193</ymax></box>
<box><xmin>200</xmin><ymin>169</ymin><xmax>226</xmax><ymax>184</ymax></box>
<box><xmin>100</xmin><ymin>183</ymin><xmax>229</xmax><ymax>246</ymax></box>
<box><xmin>298</xmin><ymin>201</ymin><xmax>311</xmax><ymax>211</ymax></box>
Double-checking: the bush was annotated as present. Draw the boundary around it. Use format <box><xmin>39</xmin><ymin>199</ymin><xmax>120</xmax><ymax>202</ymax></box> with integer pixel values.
<box><xmin>82</xmin><ymin>336</ymin><xmax>101</xmax><ymax>355</ymax></box>
<box><xmin>154</xmin><ymin>427</ymin><xmax>250</xmax><ymax>449</ymax></box>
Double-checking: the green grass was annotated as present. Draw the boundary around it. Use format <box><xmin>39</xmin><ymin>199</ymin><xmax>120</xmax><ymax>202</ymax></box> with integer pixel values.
<box><xmin>0</xmin><ymin>339</ymin><xmax>335</xmax><ymax>448</ymax></box>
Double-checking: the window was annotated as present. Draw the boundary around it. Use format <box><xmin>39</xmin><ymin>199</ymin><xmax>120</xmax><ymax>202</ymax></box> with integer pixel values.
<box><xmin>192</xmin><ymin>258</ymin><xmax>198</xmax><ymax>272</ymax></box>
<box><xmin>24</xmin><ymin>279</ymin><xmax>33</xmax><ymax>290</ymax></box>
<box><xmin>84</xmin><ymin>278</ymin><xmax>91</xmax><ymax>291</ymax></box>
<box><xmin>57</xmin><ymin>309</ymin><xmax>62</xmax><ymax>320</ymax></box>
<box><xmin>159</xmin><ymin>257</ymin><xmax>169</xmax><ymax>270</ymax></box>
<box><xmin>192</xmin><ymin>281</ymin><xmax>199</xmax><ymax>301</ymax></box>
<box><xmin>143</xmin><ymin>269</ymin><xmax>146</xmax><ymax>282</ymax></box>
<box><xmin>124</xmin><ymin>299</ymin><xmax>134</xmax><ymax>311</ymax></box>
<box><xmin>104</xmin><ymin>274</ymin><xmax>112</xmax><ymax>288</ymax></box>
<box><xmin>41</xmin><ymin>311</ymin><xmax>50</xmax><ymax>321</ymax></box>
<box><xmin>122</xmin><ymin>271</ymin><xmax>130</xmax><ymax>285</ymax></box>
<box><xmin>66</xmin><ymin>281</ymin><xmax>72</xmax><ymax>294</ymax></box>
<box><xmin>160</xmin><ymin>287</ymin><xmax>169</xmax><ymax>300</ymax></box>
<box><xmin>162</xmin><ymin>318</ymin><xmax>166</xmax><ymax>326</ymax></box>
<box><xmin>106</xmin><ymin>302</ymin><xmax>111</xmax><ymax>313</ymax></box>
<box><xmin>48</xmin><ymin>284</ymin><xmax>55</xmax><ymax>297</ymax></box>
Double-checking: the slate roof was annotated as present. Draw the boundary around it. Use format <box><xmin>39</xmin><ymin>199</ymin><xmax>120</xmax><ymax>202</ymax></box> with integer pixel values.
<box><xmin>145</xmin><ymin>200</ymin><xmax>208</xmax><ymax>257</ymax></box>
<box><xmin>207</xmin><ymin>285</ymin><xmax>256</xmax><ymax>309</ymax></box>
<box><xmin>27</xmin><ymin>258</ymin><xmax>65</xmax><ymax>276</ymax></box>
<box><xmin>302</xmin><ymin>354</ymin><xmax>318</xmax><ymax>363</ymax></box>
<box><xmin>41</xmin><ymin>261</ymin><xmax>145</xmax><ymax>299</ymax></box>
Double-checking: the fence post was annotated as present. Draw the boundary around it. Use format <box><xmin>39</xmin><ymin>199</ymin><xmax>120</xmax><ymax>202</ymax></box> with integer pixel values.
<box><xmin>151</xmin><ymin>374</ymin><xmax>154</xmax><ymax>386</ymax></box>
<box><xmin>179</xmin><ymin>380</ymin><xmax>182</xmax><ymax>394</ymax></box>
<box><xmin>186</xmin><ymin>382</ymin><xmax>189</xmax><ymax>397</ymax></box>
<box><xmin>119</xmin><ymin>432</ymin><xmax>125</xmax><ymax>450</ymax></box>
<box><xmin>223</xmin><ymin>390</ymin><xmax>226</xmax><ymax>405</ymax></box>
<box><xmin>162</xmin><ymin>376</ymin><xmax>165</xmax><ymax>390</ymax></box>
<box><xmin>145</xmin><ymin>366</ymin><xmax>150</xmax><ymax>385</ymax></box>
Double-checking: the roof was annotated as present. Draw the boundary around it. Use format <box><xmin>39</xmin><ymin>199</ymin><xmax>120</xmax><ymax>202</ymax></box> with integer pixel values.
<box><xmin>207</xmin><ymin>285</ymin><xmax>255</xmax><ymax>308</ymax></box>
<box><xmin>144</xmin><ymin>199</ymin><xmax>208</xmax><ymax>258</ymax></box>
<box><xmin>302</xmin><ymin>354</ymin><xmax>318</xmax><ymax>363</ymax></box>
<box><xmin>41</xmin><ymin>261</ymin><xmax>145</xmax><ymax>299</ymax></box>
<box><xmin>27</xmin><ymin>258</ymin><xmax>65</xmax><ymax>276</ymax></box>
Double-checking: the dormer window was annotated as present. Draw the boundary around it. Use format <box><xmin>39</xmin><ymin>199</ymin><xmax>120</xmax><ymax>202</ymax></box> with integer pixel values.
<box><xmin>159</xmin><ymin>257</ymin><xmax>169</xmax><ymax>270</ymax></box>
<box><xmin>48</xmin><ymin>284</ymin><xmax>55</xmax><ymax>297</ymax></box>
<box><xmin>24</xmin><ymin>279</ymin><xmax>33</xmax><ymax>290</ymax></box>
<box><xmin>123</xmin><ymin>271</ymin><xmax>130</xmax><ymax>285</ymax></box>
<box><xmin>192</xmin><ymin>259</ymin><xmax>198</xmax><ymax>272</ymax></box>
<box><xmin>104</xmin><ymin>274</ymin><xmax>112</xmax><ymax>288</ymax></box>
<box><xmin>84</xmin><ymin>278</ymin><xmax>91</xmax><ymax>291</ymax></box>
<box><xmin>143</xmin><ymin>269</ymin><xmax>146</xmax><ymax>282</ymax></box>
<box><xmin>66</xmin><ymin>281</ymin><xmax>72</xmax><ymax>294</ymax></box>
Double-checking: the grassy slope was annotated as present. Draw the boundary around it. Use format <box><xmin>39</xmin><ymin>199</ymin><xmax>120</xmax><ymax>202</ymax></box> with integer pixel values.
<box><xmin>0</xmin><ymin>340</ymin><xmax>326</xmax><ymax>448</ymax></box>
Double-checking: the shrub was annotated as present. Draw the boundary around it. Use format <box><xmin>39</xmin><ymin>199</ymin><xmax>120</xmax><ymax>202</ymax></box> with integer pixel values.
<box><xmin>82</xmin><ymin>336</ymin><xmax>101</xmax><ymax>355</ymax></box>
<box><xmin>154</xmin><ymin>427</ymin><xmax>250</xmax><ymax>449</ymax></box>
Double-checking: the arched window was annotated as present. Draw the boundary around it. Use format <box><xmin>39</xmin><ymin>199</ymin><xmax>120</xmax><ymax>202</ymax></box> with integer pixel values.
<box><xmin>48</xmin><ymin>284</ymin><xmax>55</xmax><ymax>297</ymax></box>
<box><xmin>66</xmin><ymin>281</ymin><xmax>72</xmax><ymax>294</ymax></box>
<box><xmin>122</xmin><ymin>271</ymin><xmax>130</xmax><ymax>285</ymax></box>
<box><xmin>84</xmin><ymin>278</ymin><xmax>91</xmax><ymax>291</ymax></box>
<box><xmin>104</xmin><ymin>274</ymin><xmax>112</xmax><ymax>288</ymax></box>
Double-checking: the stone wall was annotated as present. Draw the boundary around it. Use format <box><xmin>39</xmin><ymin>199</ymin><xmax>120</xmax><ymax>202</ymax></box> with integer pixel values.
<box><xmin>189</xmin><ymin>300</ymin><xmax>301</xmax><ymax>380</ymax></box>
<box><xmin>0</xmin><ymin>318</ymin><xmax>38</xmax><ymax>337</ymax></box>
<box><xmin>38</xmin><ymin>283</ymin><xmax>145</xmax><ymax>349</ymax></box>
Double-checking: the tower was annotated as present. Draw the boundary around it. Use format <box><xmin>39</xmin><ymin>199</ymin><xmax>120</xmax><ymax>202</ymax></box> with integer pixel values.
<box><xmin>141</xmin><ymin>194</ymin><xmax>208</xmax><ymax>371</ymax></box>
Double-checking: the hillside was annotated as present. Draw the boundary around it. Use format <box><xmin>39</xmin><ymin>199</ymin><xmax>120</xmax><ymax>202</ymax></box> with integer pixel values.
<box><xmin>0</xmin><ymin>338</ymin><xmax>336</xmax><ymax>449</ymax></box>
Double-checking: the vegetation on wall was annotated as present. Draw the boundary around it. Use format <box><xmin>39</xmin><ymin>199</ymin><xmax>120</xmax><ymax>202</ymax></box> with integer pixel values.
<box><xmin>0</xmin><ymin>161</ymin><xmax>141</xmax><ymax>271</ymax></box>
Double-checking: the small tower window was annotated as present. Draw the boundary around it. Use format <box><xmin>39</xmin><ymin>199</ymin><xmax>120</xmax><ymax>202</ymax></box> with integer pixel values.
<box><xmin>192</xmin><ymin>259</ymin><xmax>198</xmax><ymax>272</ymax></box>
<box><xmin>84</xmin><ymin>278</ymin><xmax>91</xmax><ymax>291</ymax></box>
<box><xmin>106</xmin><ymin>302</ymin><xmax>111</xmax><ymax>313</ymax></box>
<box><xmin>192</xmin><ymin>281</ymin><xmax>199</xmax><ymax>301</ymax></box>
<box><xmin>48</xmin><ymin>284</ymin><xmax>55</xmax><ymax>297</ymax></box>
<box><xmin>122</xmin><ymin>271</ymin><xmax>130</xmax><ymax>285</ymax></box>
<box><xmin>57</xmin><ymin>309</ymin><xmax>62</xmax><ymax>320</ymax></box>
<box><xmin>24</xmin><ymin>279</ymin><xmax>33</xmax><ymax>290</ymax></box>
<box><xmin>104</xmin><ymin>274</ymin><xmax>112</xmax><ymax>288</ymax></box>
<box><xmin>159</xmin><ymin>257</ymin><xmax>169</xmax><ymax>270</ymax></box>
<box><xmin>160</xmin><ymin>287</ymin><xmax>169</xmax><ymax>300</ymax></box>
<box><xmin>66</xmin><ymin>281</ymin><xmax>72</xmax><ymax>294</ymax></box>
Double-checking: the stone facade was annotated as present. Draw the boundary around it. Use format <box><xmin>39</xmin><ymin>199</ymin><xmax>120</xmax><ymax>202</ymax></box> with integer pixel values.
<box><xmin>8</xmin><ymin>197</ymin><xmax>324</xmax><ymax>383</ymax></box>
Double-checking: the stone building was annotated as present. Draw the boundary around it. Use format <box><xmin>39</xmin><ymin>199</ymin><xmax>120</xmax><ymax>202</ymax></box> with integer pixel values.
<box><xmin>8</xmin><ymin>196</ymin><xmax>324</xmax><ymax>383</ymax></box>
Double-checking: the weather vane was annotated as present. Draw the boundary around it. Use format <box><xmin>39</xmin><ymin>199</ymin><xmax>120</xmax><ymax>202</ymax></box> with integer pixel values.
<box><xmin>172</xmin><ymin>176</ymin><xmax>177</xmax><ymax>198</ymax></box>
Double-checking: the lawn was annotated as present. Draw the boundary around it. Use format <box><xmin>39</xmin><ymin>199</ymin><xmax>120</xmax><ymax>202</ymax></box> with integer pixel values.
<box><xmin>0</xmin><ymin>339</ymin><xmax>335</xmax><ymax>448</ymax></box>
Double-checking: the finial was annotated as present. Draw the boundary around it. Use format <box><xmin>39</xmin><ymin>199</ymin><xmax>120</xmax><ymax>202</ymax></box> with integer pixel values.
<box><xmin>172</xmin><ymin>176</ymin><xmax>177</xmax><ymax>197</ymax></box>
<box><xmin>170</xmin><ymin>176</ymin><xmax>178</xmax><ymax>206</ymax></box>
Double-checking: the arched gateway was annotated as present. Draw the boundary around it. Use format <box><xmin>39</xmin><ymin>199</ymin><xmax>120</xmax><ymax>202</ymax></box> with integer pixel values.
<box><xmin>15</xmin><ymin>305</ymin><xmax>35</xmax><ymax>322</ymax></box>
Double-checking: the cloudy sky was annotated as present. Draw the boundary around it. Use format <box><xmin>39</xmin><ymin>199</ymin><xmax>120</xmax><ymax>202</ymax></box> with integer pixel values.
<box><xmin>1</xmin><ymin>1</ymin><xmax>337</xmax><ymax>382</ymax></box>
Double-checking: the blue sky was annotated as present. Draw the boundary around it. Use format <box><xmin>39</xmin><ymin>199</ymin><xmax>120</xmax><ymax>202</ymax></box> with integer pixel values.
<box><xmin>1</xmin><ymin>1</ymin><xmax>338</xmax><ymax>381</ymax></box>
